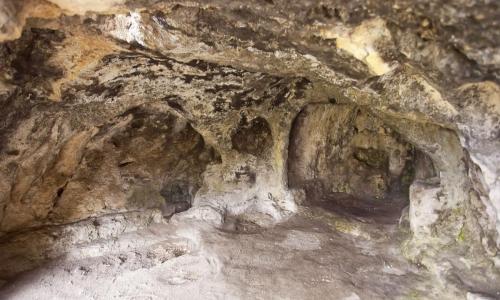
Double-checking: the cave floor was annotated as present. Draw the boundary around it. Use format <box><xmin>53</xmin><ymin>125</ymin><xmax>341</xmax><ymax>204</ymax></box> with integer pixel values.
<box><xmin>0</xmin><ymin>207</ymin><xmax>459</xmax><ymax>300</ymax></box>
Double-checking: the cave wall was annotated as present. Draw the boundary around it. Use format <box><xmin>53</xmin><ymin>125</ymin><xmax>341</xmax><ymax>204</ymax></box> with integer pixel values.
<box><xmin>0</xmin><ymin>26</ymin><xmax>311</xmax><ymax>235</ymax></box>
<box><xmin>0</xmin><ymin>103</ymin><xmax>219</xmax><ymax>232</ymax></box>
<box><xmin>0</xmin><ymin>0</ymin><xmax>499</xmax><ymax>279</ymax></box>
<box><xmin>289</xmin><ymin>104</ymin><xmax>415</xmax><ymax>201</ymax></box>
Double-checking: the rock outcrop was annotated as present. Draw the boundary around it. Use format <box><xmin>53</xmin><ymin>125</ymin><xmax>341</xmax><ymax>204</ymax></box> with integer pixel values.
<box><xmin>0</xmin><ymin>0</ymin><xmax>499</xmax><ymax>296</ymax></box>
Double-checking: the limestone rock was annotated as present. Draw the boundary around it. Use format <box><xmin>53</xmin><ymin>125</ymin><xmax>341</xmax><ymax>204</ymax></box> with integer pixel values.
<box><xmin>0</xmin><ymin>0</ymin><xmax>499</xmax><ymax>297</ymax></box>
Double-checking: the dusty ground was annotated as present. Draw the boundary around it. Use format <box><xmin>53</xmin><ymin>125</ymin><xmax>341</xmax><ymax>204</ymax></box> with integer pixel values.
<box><xmin>0</xmin><ymin>207</ymin><xmax>464</xmax><ymax>300</ymax></box>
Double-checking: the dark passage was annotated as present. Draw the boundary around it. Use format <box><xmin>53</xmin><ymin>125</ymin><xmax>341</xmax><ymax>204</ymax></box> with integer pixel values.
<box><xmin>288</xmin><ymin>104</ymin><xmax>436</xmax><ymax>224</ymax></box>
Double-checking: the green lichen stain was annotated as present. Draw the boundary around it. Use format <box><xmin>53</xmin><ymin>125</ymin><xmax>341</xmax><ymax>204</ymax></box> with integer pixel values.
<box><xmin>405</xmin><ymin>290</ymin><xmax>421</xmax><ymax>300</ymax></box>
<box><xmin>456</xmin><ymin>225</ymin><xmax>466</xmax><ymax>242</ymax></box>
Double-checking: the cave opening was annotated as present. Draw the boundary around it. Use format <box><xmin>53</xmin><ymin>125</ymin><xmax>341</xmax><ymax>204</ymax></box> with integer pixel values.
<box><xmin>288</xmin><ymin>104</ymin><xmax>438</xmax><ymax>224</ymax></box>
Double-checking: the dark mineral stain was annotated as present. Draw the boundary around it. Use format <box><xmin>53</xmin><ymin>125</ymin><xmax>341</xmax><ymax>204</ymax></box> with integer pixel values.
<box><xmin>271</xmin><ymin>87</ymin><xmax>289</xmax><ymax>107</ymax></box>
<box><xmin>130</xmin><ymin>118</ymin><xmax>144</xmax><ymax>129</ymax></box>
<box><xmin>366</xmin><ymin>76</ymin><xmax>385</xmax><ymax>92</ymax></box>
<box><xmin>102</xmin><ymin>51</ymin><xmax>174</xmax><ymax>70</ymax></box>
<box><xmin>85</xmin><ymin>82</ymin><xmax>124</xmax><ymax>98</ymax></box>
<box><xmin>231</xmin><ymin>116</ymin><xmax>273</xmax><ymax>158</ymax></box>
<box><xmin>5</xmin><ymin>149</ymin><xmax>20</xmax><ymax>156</ymax></box>
<box><xmin>213</xmin><ymin>97</ymin><xmax>227</xmax><ymax>112</ymax></box>
<box><xmin>205</xmin><ymin>84</ymin><xmax>242</xmax><ymax>94</ymax></box>
<box><xmin>0</xmin><ymin>89</ymin><xmax>39</xmax><ymax>153</ymax></box>
<box><xmin>10</xmin><ymin>29</ymin><xmax>65</xmax><ymax>82</ymax></box>
<box><xmin>183</xmin><ymin>74</ymin><xmax>194</xmax><ymax>83</ymax></box>
<box><xmin>235</xmin><ymin>166</ymin><xmax>257</xmax><ymax>184</ymax></box>
<box><xmin>294</xmin><ymin>77</ymin><xmax>312</xmax><ymax>99</ymax></box>
<box><xmin>231</xmin><ymin>89</ymin><xmax>255</xmax><ymax>109</ymax></box>
<box><xmin>151</xmin><ymin>11</ymin><xmax>178</xmax><ymax>31</ymax></box>
<box><xmin>165</xmin><ymin>97</ymin><xmax>186</xmax><ymax>113</ymax></box>
<box><xmin>0</xmin><ymin>28</ymin><xmax>65</xmax><ymax>95</ymax></box>
<box><xmin>185</xmin><ymin>59</ymin><xmax>216</xmax><ymax>71</ymax></box>
<box><xmin>182</xmin><ymin>73</ymin><xmax>216</xmax><ymax>83</ymax></box>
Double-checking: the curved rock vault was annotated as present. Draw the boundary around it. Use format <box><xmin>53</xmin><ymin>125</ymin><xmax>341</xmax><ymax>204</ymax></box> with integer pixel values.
<box><xmin>0</xmin><ymin>0</ymin><xmax>499</xmax><ymax>299</ymax></box>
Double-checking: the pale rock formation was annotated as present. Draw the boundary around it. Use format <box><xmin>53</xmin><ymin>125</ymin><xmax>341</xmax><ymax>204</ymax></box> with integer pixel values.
<box><xmin>0</xmin><ymin>0</ymin><xmax>499</xmax><ymax>298</ymax></box>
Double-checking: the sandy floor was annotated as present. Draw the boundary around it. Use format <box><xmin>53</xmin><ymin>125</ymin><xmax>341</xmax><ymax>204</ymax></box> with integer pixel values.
<box><xmin>0</xmin><ymin>207</ymin><xmax>459</xmax><ymax>300</ymax></box>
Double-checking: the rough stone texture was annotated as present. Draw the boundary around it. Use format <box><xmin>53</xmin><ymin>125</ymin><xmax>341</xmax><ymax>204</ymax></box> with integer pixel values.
<box><xmin>288</xmin><ymin>104</ymin><xmax>418</xmax><ymax>223</ymax></box>
<box><xmin>0</xmin><ymin>0</ymin><xmax>499</xmax><ymax>298</ymax></box>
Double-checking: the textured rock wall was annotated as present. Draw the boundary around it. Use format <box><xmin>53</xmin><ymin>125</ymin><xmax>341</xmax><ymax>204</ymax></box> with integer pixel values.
<box><xmin>0</xmin><ymin>0</ymin><xmax>499</xmax><ymax>282</ymax></box>
<box><xmin>288</xmin><ymin>104</ymin><xmax>418</xmax><ymax>223</ymax></box>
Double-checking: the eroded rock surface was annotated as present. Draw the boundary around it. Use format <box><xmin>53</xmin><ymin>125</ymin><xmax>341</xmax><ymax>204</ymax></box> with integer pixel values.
<box><xmin>0</xmin><ymin>0</ymin><xmax>499</xmax><ymax>298</ymax></box>
<box><xmin>289</xmin><ymin>104</ymin><xmax>420</xmax><ymax>223</ymax></box>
